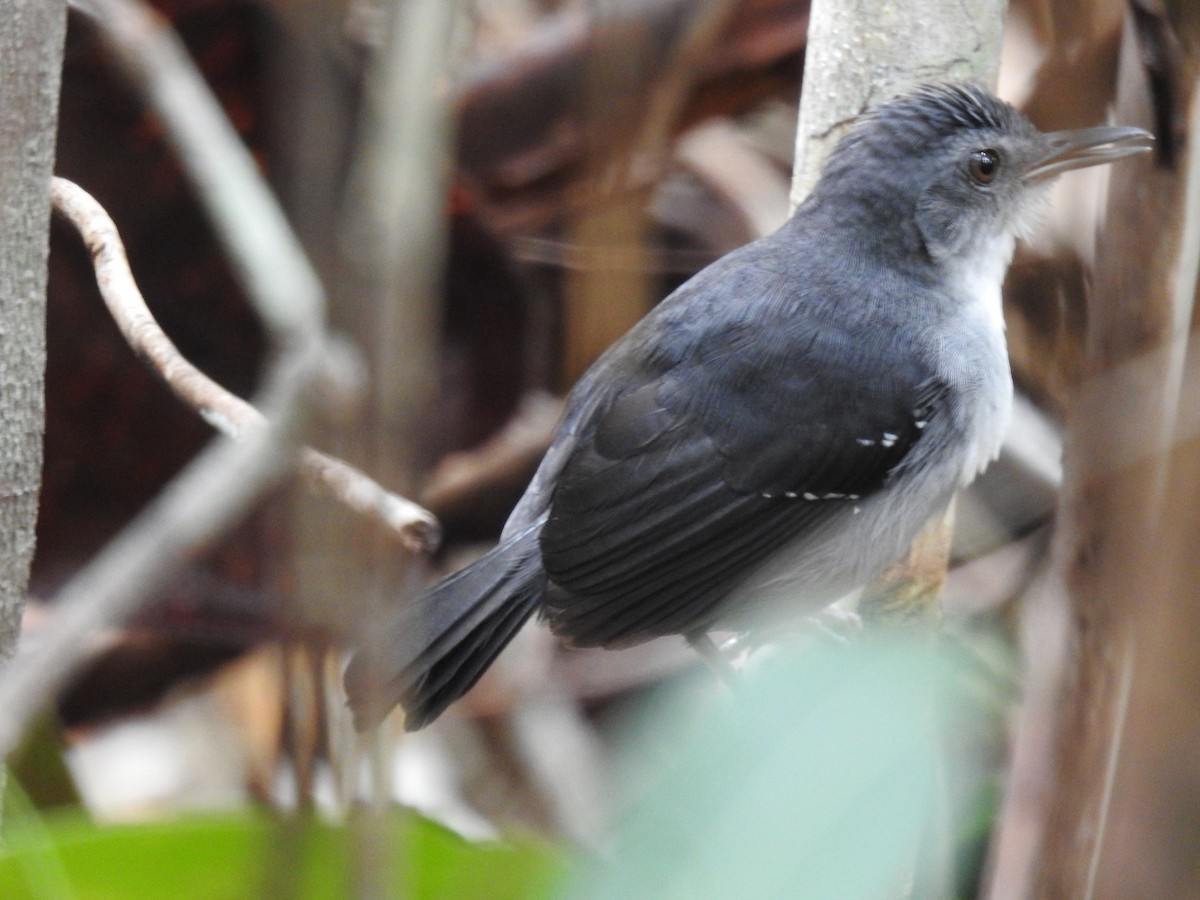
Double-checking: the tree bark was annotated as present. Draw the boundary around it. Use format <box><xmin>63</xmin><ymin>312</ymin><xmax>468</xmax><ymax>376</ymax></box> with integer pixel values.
<box><xmin>1026</xmin><ymin>5</ymin><xmax>1200</xmax><ymax>896</ymax></box>
<box><xmin>0</xmin><ymin>0</ymin><xmax>67</xmax><ymax>662</ymax></box>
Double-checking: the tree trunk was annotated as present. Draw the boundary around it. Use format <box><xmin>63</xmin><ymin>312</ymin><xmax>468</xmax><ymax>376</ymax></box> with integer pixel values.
<box><xmin>0</xmin><ymin>1</ymin><xmax>66</xmax><ymax>663</ymax></box>
<box><xmin>1027</xmin><ymin>5</ymin><xmax>1200</xmax><ymax>896</ymax></box>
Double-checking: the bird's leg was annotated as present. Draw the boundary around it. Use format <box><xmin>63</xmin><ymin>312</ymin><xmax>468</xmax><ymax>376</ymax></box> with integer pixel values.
<box><xmin>687</xmin><ymin>631</ymin><xmax>740</xmax><ymax>690</ymax></box>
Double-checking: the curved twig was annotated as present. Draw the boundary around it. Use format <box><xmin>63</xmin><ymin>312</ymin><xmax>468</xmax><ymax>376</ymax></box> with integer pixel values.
<box><xmin>0</xmin><ymin>205</ymin><xmax>322</xmax><ymax>761</ymax></box>
<box><xmin>50</xmin><ymin>177</ymin><xmax>439</xmax><ymax>552</ymax></box>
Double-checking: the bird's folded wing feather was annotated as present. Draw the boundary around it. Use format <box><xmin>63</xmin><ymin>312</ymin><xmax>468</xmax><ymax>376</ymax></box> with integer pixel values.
<box><xmin>537</xmin><ymin>263</ymin><xmax>949</xmax><ymax>645</ymax></box>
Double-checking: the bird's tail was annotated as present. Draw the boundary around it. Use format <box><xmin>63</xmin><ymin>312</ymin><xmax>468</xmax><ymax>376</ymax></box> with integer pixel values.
<box><xmin>345</xmin><ymin>523</ymin><xmax>546</xmax><ymax>731</ymax></box>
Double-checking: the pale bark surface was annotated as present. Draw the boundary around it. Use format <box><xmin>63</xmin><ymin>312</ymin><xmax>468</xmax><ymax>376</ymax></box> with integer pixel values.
<box><xmin>0</xmin><ymin>0</ymin><xmax>67</xmax><ymax>662</ymax></box>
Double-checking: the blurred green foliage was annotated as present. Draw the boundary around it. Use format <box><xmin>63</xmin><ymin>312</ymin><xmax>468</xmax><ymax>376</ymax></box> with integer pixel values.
<box><xmin>566</xmin><ymin>635</ymin><xmax>987</xmax><ymax>900</ymax></box>
<box><xmin>0</xmin><ymin>802</ymin><xmax>570</xmax><ymax>899</ymax></box>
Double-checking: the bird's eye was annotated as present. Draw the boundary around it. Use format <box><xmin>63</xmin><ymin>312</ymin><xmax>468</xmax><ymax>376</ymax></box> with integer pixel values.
<box><xmin>968</xmin><ymin>149</ymin><xmax>1000</xmax><ymax>184</ymax></box>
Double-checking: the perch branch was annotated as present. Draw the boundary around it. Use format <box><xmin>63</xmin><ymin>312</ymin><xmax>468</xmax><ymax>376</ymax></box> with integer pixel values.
<box><xmin>50</xmin><ymin>178</ymin><xmax>440</xmax><ymax>553</ymax></box>
<box><xmin>792</xmin><ymin>0</ymin><xmax>1006</xmax><ymax>630</ymax></box>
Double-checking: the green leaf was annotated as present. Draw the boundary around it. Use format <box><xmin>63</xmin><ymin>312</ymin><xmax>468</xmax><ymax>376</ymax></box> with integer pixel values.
<box><xmin>0</xmin><ymin>808</ymin><xmax>569</xmax><ymax>899</ymax></box>
<box><xmin>565</xmin><ymin>636</ymin><xmax>959</xmax><ymax>900</ymax></box>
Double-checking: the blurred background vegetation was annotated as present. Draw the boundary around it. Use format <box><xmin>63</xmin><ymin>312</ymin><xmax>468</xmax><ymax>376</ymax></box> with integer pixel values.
<box><xmin>2</xmin><ymin>0</ymin><xmax>1197</xmax><ymax>896</ymax></box>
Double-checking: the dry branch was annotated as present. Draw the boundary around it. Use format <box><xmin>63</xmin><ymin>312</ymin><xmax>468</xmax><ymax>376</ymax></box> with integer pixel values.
<box><xmin>79</xmin><ymin>0</ymin><xmax>439</xmax><ymax>552</ymax></box>
<box><xmin>50</xmin><ymin>177</ymin><xmax>440</xmax><ymax>553</ymax></box>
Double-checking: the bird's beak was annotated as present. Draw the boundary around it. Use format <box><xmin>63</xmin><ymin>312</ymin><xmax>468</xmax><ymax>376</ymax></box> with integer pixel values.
<box><xmin>1023</xmin><ymin>126</ymin><xmax>1155</xmax><ymax>181</ymax></box>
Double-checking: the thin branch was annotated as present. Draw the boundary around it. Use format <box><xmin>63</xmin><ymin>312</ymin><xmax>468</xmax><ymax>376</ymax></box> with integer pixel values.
<box><xmin>0</xmin><ymin>230</ymin><xmax>323</xmax><ymax>762</ymax></box>
<box><xmin>50</xmin><ymin>177</ymin><xmax>439</xmax><ymax>552</ymax></box>
<box><xmin>51</xmin><ymin>177</ymin><xmax>264</xmax><ymax>435</ymax></box>
<box><xmin>297</xmin><ymin>451</ymin><xmax>439</xmax><ymax>553</ymax></box>
<box><xmin>75</xmin><ymin>0</ymin><xmax>444</xmax><ymax>553</ymax></box>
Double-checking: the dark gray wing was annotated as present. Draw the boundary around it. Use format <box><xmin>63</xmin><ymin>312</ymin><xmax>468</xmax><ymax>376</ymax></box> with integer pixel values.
<box><xmin>537</xmin><ymin>258</ymin><xmax>949</xmax><ymax>646</ymax></box>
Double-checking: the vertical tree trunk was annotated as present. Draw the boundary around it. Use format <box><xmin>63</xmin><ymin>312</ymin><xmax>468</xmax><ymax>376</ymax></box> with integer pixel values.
<box><xmin>1029</xmin><ymin>6</ymin><xmax>1200</xmax><ymax>896</ymax></box>
<box><xmin>0</xmin><ymin>1</ymin><xmax>67</xmax><ymax>662</ymax></box>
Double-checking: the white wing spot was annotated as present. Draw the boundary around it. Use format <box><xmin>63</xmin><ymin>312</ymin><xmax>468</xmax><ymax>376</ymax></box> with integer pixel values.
<box><xmin>856</xmin><ymin>438</ymin><xmax>875</xmax><ymax>446</ymax></box>
<box><xmin>784</xmin><ymin>491</ymin><xmax>797</xmax><ymax>498</ymax></box>
<box><xmin>881</xmin><ymin>431</ymin><xmax>898</xmax><ymax>448</ymax></box>
<box><xmin>803</xmin><ymin>492</ymin><xmax>818</xmax><ymax>501</ymax></box>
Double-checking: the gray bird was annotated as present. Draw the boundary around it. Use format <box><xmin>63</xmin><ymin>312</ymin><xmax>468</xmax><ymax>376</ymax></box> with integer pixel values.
<box><xmin>346</xmin><ymin>83</ymin><xmax>1152</xmax><ymax>730</ymax></box>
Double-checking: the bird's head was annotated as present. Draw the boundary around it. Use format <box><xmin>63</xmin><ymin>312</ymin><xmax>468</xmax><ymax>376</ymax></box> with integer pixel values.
<box><xmin>812</xmin><ymin>83</ymin><xmax>1154</xmax><ymax>271</ymax></box>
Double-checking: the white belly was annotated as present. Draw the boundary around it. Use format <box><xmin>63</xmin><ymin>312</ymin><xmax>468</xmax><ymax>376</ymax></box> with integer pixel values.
<box><xmin>716</xmin><ymin>246</ymin><xmax>1015</xmax><ymax>628</ymax></box>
